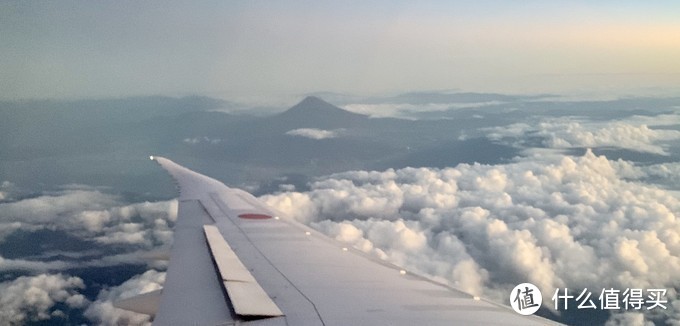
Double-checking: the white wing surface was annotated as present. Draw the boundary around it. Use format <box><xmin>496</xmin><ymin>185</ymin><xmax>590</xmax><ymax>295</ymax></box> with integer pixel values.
<box><xmin>140</xmin><ymin>156</ymin><xmax>560</xmax><ymax>325</ymax></box>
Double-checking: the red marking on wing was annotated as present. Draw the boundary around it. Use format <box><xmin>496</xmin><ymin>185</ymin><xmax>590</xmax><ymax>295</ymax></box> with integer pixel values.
<box><xmin>238</xmin><ymin>213</ymin><xmax>272</xmax><ymax>220</ymax></box>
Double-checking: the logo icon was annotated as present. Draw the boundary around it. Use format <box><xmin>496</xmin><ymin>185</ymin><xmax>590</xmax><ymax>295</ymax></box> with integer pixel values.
<box><xmin>510</xmin><ymin>282</ymin><xmax>542</xmax><ymax>315</ymax></box>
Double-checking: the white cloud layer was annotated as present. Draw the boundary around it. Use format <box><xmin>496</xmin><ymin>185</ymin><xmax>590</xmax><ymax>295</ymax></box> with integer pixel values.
<box><xmin>0</xmin><ymin>189</ymin><xmax>177</xmax><ymax>248</ymax></box>
<box><xmin>486</xmin><ymin>114</ymin><xmax>680</xmax><ymax>155</ymax></box>
<box><xmin>262</xmin><ymin>150</ymin><xmax>680</xmax><ymax>324</ymax></box>
<box><xmin>0</xmin><ymin>274</ymin><xmax>87</xmax><ymax>324</ymax></box>
<box><xmin>285</xmin><ymin>128</ymin><xmax>339</xmax><ymax>139</ymax></box>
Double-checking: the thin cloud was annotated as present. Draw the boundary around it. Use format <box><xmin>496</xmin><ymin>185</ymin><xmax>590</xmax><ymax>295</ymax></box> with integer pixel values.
<box><xmin>285</xmin><ymin>128</ymin><xmax>340</xmax><ymax>140</ymax></box>
<box><xmin>183</xmin><ymin>136</ymin><xmax>222</xmax><ymax>145</ymax></box>
<box><xmin>342</xmin><ymin>101</ymin><xmax>503</xmax><ymax>119</ymax></box>
<box><xmin>0</xmin><ymin>181</ymin><xmax>14</xmax><ymax>201</ymax></box>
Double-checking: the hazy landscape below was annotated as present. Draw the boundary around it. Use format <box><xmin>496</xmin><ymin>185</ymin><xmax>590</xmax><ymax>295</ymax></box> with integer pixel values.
<box><xmin>1</xmin><ymin>92</ymin><xmax>679</xmax><ymax>325</ymax></box>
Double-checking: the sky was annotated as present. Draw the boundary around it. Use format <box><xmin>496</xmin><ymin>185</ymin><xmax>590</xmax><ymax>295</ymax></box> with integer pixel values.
<box><xmin>2</xmin><ymin>2</ymin><xmax>680</xmax><ymax>324</ymax></box>
<box><xmin>2</xmin><ymin>1</ymin><xmax>680</xmax><ymax>100</ymax></box>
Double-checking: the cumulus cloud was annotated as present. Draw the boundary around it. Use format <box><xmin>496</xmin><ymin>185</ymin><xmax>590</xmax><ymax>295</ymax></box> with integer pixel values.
<box><xmin>285</xmin><ymin>128</ymin><xmax>340</xmax><ymax>140</ymax></box>
<box><xmin>262</xmin><ymin>150</ymin><xmax>680</xmax><ymax>323</ymax></box>
<box><xmin>634</xmin><ymin>163</ymin><xmax>680</xmax><ymax>190</ymax></box>
<box><xmin>84</xmin><ymin>270</ymin><xmax>165</xmax><ymax>326</ymax></box>
<box><xmin>0</xmin><ymin>274</ymin><xmax>87</xmax><ymax>325</ymax></box>
<box><xmin>486</xmin><ymin>114</ymin><xmax>680</xmax><ymax>155</ymax></box>
<box><xmin>0</xmin><ymin>190</ymin><xmax>118</xmax><ymax>225</ymax></box>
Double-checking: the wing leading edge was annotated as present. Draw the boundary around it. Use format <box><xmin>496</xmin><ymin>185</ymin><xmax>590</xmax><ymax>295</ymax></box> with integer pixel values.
<box><xmin>136</xmin><ymin>156</ymin><xmax>560</xmax><ymax>325</ymax></box>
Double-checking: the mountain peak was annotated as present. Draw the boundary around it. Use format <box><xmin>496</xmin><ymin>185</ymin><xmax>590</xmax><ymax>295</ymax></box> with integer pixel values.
<box><xmin>287</xmin><ymin>96</ymin><xmax>348</xmax><ymax>114</ymax></box>
<box><xmin>299</xmin><ymin>95</ymin><xmax>329</xmax><ymax>106</ymax></box>
<box><xmin>275</xmin><ymin>96</ymin><xmax>367</xmax><ymax>128</ymax></box>
<box><xmin>283</xmin><ymin>96</ymin><xmax>364</xmax><ymax>116</ymax></box>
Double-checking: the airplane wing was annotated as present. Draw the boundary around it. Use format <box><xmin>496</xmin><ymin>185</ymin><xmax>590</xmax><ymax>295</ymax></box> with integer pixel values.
<box><xmin>122</xmin><ymin>156</ymin><xmax>560</xmax><ymax>325</ymax></box>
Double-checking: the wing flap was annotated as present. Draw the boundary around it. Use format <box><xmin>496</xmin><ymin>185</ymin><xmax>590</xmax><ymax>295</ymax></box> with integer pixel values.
<box><xmin>223</xmin><ymin>281</ymin><xmax>284</xmax><ymax>317</ymax></box>
<box><xmin>204</xmin><ymin>225</ymin><xmax>256</xmax><ymax>283</ymax></box>
<box><xmin>204</xmin><ymin>225</ymin><xmax>284</xmax><ymax>317</ymax></box>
